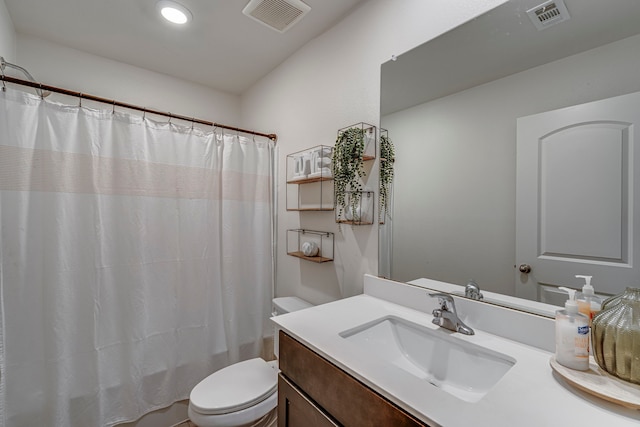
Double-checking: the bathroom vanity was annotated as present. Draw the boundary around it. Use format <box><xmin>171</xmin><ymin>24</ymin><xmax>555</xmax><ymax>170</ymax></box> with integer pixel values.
<box><xmin>272</xmin><ymin>275</ymin><xmax>640</xmax><ymax>427</ymax></box>
<box><xmin>278</xmin><ymin>331</ymin><xmax>427</xmax><ymax>426</ymax></box>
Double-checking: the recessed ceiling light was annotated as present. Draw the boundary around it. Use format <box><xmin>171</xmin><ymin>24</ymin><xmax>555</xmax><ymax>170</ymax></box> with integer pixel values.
<box><xmin>157</xmin><ymin>0</ymin><xmax>192</xmax><ymax>25</ymax></box>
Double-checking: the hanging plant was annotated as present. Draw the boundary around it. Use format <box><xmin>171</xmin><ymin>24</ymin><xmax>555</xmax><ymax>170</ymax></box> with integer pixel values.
<box><xmin>379</xmin><ymin>134</ymin><xmax>395</xmax><ymax>222</ymax></box>
<box><xmin>333</xmin><ymin>127</ymin><xmax>366</xmax><ymax>223</ymax></box>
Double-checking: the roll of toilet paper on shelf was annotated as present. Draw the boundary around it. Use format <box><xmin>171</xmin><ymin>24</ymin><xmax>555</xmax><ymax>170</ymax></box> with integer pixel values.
<box><xmin>301</xmin><ymin>241</ymin><xmax>319</xmax><ymax>257</ymax></box>
<box><xmin>302</xmin><ymin>154</ymin><xmax>312</xmax><ymax>175</ymax></box>
<box><xmin>315</xmin><ymin>146</ymin><xmax>332</xmax><ymax>157</ymax></box>
<box><xmin>316</xmin><ymin>157</ymin><xmax>331</xmax><ymax>167</ymax></box>
<box><xmin>308</xmin><ymin>167</ymin><xmax>332</xmax><ymax>179</ymax></box>
<box><xmin>344</xmin><ymin>205</ymin><xmax>362</xmax><ymax>222</ymax></box>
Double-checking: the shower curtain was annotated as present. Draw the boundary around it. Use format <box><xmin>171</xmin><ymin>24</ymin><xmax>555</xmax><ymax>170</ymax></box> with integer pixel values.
<box><xmin>0</xmin><ymin>89</ymin><xmax>275</xmax><ymax>427</ymax></box>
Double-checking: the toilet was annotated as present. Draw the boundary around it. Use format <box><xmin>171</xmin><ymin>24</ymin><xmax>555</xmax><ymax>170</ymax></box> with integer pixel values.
<box><xmin>188</xmin><ymin>297</ymin><xmax>314</xmax><ymax>427</ymax></box>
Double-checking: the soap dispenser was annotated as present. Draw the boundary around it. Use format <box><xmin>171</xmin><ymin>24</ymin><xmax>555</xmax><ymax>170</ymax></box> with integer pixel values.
<box><xmin>575</xmin><ymin>275</ymin><xmax>602</xmax><ymax>324</ymax></box>
<box><xmin>555</xmin><ymin>287</ymin><xmax>590</xmax><ymax>371</ymax></box>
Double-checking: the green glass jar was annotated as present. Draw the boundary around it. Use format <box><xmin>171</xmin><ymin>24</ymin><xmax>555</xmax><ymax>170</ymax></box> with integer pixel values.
<box><xmin>591</xmin><ymin>287</ymin><xmax>640</xmax><ymax>384</ymax></box>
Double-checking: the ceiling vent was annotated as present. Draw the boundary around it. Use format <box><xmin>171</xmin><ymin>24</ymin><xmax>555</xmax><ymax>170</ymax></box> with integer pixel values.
<box><xmin>526</xmin><ymin>0</ymin><xmax>571</xmax><ymax>31</ymax></box>
<box><xmin>242</xmin><ymin>0</ymin><xmax>311</xmax><ymax>33</ymax></box>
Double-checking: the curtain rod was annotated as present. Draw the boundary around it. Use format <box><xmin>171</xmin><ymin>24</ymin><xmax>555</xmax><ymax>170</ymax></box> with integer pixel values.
<box><xmin>0</xmin><ymin>75</ymin><xmax>278</xmax><ymax>142</ymax></box>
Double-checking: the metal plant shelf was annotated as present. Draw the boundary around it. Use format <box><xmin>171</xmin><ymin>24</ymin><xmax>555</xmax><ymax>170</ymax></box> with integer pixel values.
<box><xmin>335</xmin><ymin>190</ymin><xmax>374</xmax><ymax>226</ymax></box>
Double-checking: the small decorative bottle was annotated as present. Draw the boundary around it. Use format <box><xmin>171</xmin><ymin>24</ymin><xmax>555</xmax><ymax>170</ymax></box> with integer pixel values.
<box><xmin>575</xmin><ymin>275</ymin><xmax>602</xmax><ymax>325</ymax></box>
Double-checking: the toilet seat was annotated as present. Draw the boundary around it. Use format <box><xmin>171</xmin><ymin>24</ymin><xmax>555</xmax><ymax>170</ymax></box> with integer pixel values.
<box><xmin>188</xmin><ymin>392</ymin><xmax>277</xmax><ymax>427</ymax></box>
<box><xmin>190</xmin><ymin>358</ymin><xmax>278</xmax><ymax>416</ymax></box>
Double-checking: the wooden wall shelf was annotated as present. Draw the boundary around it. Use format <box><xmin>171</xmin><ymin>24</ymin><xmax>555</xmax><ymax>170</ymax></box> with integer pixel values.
<box><xmin>287</xmin><ymin>175</ymin><xmax>333</xmax><ymax>185</ymax></box>
<box><xmin>287</xmin><ymin>251</ymin><xmax>333</xmax><ymax>263</ymax></box>
<box><xmin>287</xmin><ymin>229</ymin><xmax>334</xmax><ymax>263</ymax></box>
<box><xmin>286</xmin><ymin>145</ymin><xmax>334</xmax><ymax>211</ymax></box>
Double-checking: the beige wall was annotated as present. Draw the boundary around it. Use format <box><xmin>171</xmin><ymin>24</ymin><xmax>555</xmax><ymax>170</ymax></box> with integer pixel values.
<box><xmin>15</xmin><ymin>33</ymin><xmax>240</xmax><ymax>126</ymax></box>
<box><xmin>241</xmin><ymin>0</ymin><xmax>506</xmax><ymax>304</ymax></box>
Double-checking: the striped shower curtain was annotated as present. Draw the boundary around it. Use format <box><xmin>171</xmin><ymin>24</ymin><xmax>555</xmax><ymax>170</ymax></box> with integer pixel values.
<box><xmin>0</xmin><ymin>89</ymin><xmax>275</xmax><ymax>427</ymax></box>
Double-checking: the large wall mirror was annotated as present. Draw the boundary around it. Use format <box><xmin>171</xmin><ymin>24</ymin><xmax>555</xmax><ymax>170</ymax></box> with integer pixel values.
<box><xmin>379</xmin><ymin>0</ymin><xmax>640</xmax><ymax>315</ymax></box>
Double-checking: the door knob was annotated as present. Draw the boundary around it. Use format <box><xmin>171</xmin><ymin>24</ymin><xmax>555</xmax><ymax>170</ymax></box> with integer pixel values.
<box><xmin>518</xmin><ymin>264</ymin><xmax>532</xmax><ymax>274</ymax></box>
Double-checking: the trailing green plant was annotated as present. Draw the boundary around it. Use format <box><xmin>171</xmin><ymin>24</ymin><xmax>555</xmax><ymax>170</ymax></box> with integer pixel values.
<box><xmin>379</xmin><ymin>134</ymin><xmax>395</xmax><ymax>221</ymax></box>
<box><xmin>333</xmin><ymin>127</ymin><xmax>366</xmax><ymax>223</ymax></box>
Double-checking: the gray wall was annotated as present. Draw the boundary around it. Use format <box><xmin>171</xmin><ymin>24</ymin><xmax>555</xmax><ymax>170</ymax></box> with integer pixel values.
<box><xmin>0</xmin><ymin>0</ymin><xmax>15</xmax><ymax>61</ymax></box>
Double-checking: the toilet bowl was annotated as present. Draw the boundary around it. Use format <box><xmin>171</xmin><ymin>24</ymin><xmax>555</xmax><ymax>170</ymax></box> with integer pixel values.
<box><xmin>188</xmin><ymin>297</ymin><xmax>313</xmax><ymax>427</ymax></box>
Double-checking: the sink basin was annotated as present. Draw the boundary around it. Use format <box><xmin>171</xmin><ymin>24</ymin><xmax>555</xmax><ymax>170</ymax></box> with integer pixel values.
<box><xmin>339</xmin><ymin>316</ymin><xmax>516</xmax><ymax>402</ymax></box>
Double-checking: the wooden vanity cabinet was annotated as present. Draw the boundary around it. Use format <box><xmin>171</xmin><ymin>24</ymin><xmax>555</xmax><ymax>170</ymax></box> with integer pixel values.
<box><xmin>278</xmin><ymin>331</ymin><xmax>431</xmax><ymax>427</ymax></box>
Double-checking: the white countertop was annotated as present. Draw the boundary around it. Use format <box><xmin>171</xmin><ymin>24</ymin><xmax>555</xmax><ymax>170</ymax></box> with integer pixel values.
<box><xmin>273</xmin><ymin>285</ymin><xmax>640</xmax><ymax>426</ymax></box>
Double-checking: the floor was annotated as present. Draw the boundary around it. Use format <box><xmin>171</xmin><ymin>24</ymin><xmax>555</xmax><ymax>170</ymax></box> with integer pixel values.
<box><xmin>174</xmin><ymin>421</ymin><xmax>197</xmax><ymax>427</ymax></box>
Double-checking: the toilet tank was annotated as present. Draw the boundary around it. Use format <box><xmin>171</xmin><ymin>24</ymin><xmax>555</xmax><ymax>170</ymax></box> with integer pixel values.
<box><xmin>272</xmin><ymin>296</ymin><xmax>313</xmax><ymax>316</ymax></box>
<box><xmin>271</xmin><ymin>297</ymin><xmax>313</xmax><ymax>358</ymax></box>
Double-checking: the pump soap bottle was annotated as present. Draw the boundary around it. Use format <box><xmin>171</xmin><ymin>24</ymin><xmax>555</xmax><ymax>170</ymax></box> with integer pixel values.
<box><xmin>575</xmin><ymin>275</ymin><xmax>602</xmax><ymax>325</ymax></box>
<box><xmin>555</xmin><ymin>287</ymin><xmax>590</xmax><ymax>371</ymax></box>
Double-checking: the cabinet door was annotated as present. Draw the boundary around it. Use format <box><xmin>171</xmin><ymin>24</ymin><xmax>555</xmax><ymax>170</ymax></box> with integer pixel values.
<box><xmin>278</xmin><ymin>374</ymin><xmax>339</xmax><ymax>427</ymax></box>
<box><xmin>278</xmin><ymin>331</ymin><xmax>430</xmax><ymax>427</ymax></box>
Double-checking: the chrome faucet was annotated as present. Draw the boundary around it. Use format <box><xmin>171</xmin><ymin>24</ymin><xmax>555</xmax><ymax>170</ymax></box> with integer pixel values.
<box><xmin>464</xmin><ymin>280</ymin><xmax>484</xmax><ymax>301</ymax></box>
<box><xmin>429</xmin><ymin>293</ymin><xmax>475</xmax><ymax>335</ymax></box>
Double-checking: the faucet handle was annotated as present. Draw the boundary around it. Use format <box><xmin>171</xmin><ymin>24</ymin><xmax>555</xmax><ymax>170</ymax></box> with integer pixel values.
<box><xmin>465</xmin><ymin>280</ymin><xmax>484</xmax><ymax>300</ymax></box>
<box><xmin>428</xmin><ymin>292</ymin><xmax>456</xmax><ymax>312</ymax></box>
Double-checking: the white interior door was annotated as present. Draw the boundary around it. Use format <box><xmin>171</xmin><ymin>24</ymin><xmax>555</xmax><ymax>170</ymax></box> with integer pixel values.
<box><xmin>515</xmin><ymin>91</ymin><xmax>640</xmax><ymax>304</ymax></box>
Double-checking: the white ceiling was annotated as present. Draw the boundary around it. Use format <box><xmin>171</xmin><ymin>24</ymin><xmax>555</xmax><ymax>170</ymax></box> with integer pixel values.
<box><xmin>4</xmin><ymin>0</ymin><xmax>365</xmax><ymax>94</ymax></box>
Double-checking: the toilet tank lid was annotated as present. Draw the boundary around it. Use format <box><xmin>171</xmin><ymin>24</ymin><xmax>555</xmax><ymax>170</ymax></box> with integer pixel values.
<box><xmin>272</xmin><ymin>296</ymin><xmax>313</xmax><ymax>314</ymax></box>
<box><xmin>189</xmin><ymin>358</ymin><xmax>277</xmax><ymax>415</ymax></box>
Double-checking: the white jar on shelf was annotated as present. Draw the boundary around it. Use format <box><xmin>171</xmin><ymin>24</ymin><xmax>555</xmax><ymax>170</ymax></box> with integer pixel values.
<box><xmin>301</xmin><ymin>241</ymin><xmax>319</xmax><ymax>257</ymax></box>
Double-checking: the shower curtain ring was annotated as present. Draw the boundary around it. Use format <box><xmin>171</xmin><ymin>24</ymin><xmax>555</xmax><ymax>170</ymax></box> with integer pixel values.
<box><xmin>112</xmin><ymin>100</ymin><xmax>116</xmax><ymax>114</ymax></box>
<box><xmin>142</xmin><ymin>108</ymin><xmax>146</xmax><ymax>120</ymax></box>
<box><xmin>78</xmin><ymin>94</ymin><xmax>82</xmax><ymax>107</ymax></box>
<box><xmin>191</xmin><ymin>118</ymin><xmax>195</xmax><ymax>131</ymax></box>
<box><xmin>2</xmin><ymin>77</ymin><xmax>5</xmax><ymax>92</ymax></box>
<box><xmin>39</xmin><ymin>83</ymin><xmax>44</xmax><ymax>99</ymax></box>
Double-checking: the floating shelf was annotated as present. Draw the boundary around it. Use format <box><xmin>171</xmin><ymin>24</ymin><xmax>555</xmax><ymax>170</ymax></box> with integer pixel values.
<box><xmin>287</xmin><ymin>229</ymin><xmax>334</xmax><ymax>263</ymax></box>
<box><xmin>336</xmin><ymin>122</ymin><xmax>377</xmax><ymax>161</ymax></box>
<box><xmin>287</xmin><ymin>175</ymin><xmax>333</xmax><ymax>185</ymax></box>
<box><xmin>287</xmin><ymin>251</ymin><xmax>333</xmax><ymax>263</ymax></box>
<box><xmin>292</xmin><ymin>208</ymin><xmax>334</xmax><ymax>212</ymax></box>
<box><xmin>286</xmin><ymin>145</ymin><xmax>334</xmax><ymax>211</ymax></box>
<box><xmin>333</xmin><ymin>123</ymin><xmax>378</xmax><ymax>227</ymax></box>
<box><xmin>335</xmin><ymin>190</ymin><xmax>375</xmax><ymax>226</ymax></box>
